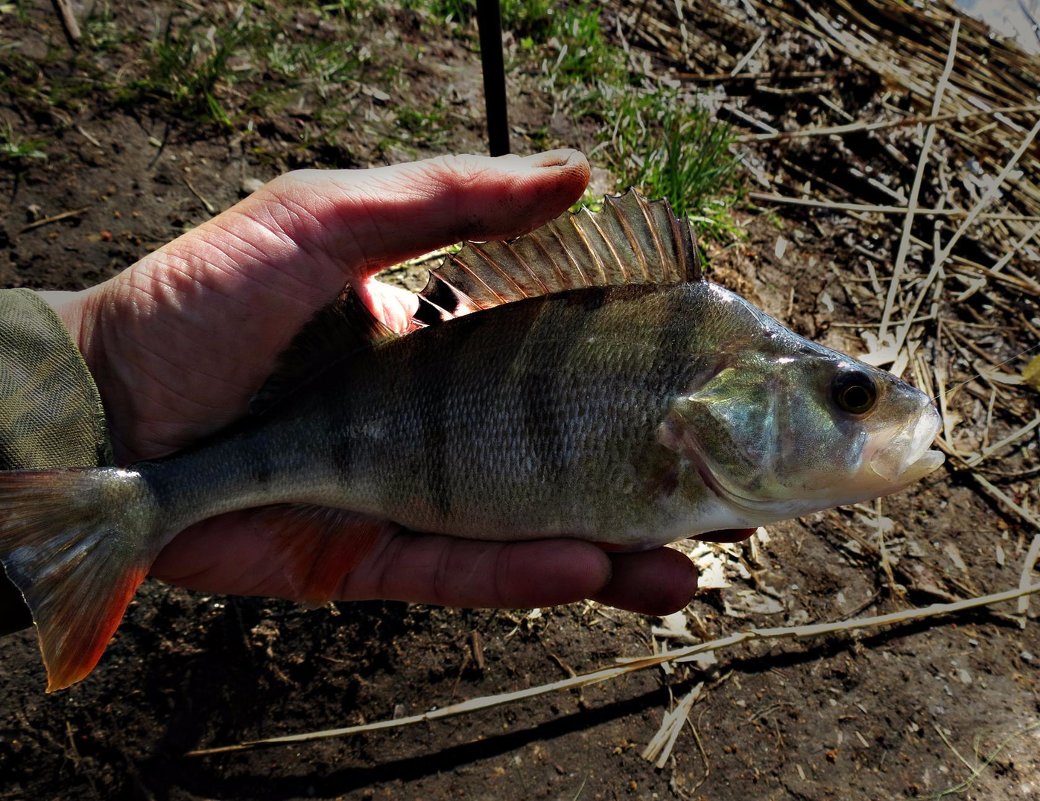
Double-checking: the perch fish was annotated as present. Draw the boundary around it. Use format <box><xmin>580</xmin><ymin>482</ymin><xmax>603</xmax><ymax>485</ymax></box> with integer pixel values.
<box><xmin>0</xmin><ymin>192</ymin><xmax>944</xmax><ymax>690</ymax></box>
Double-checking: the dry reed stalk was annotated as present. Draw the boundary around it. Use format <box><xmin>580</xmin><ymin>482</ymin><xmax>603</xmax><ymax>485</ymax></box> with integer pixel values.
<box><xmin>735</xmin><ymin>103</ymin><xmax>1040</xmax><ymax>143</ymax></box>
<box><xmin>746</xmin><ymin>194</ymin><xmax>1040</xmax><ymax>220</ymax></box>
<box><xmin>878</xmin><ymin>19</ymin><xmax>960</xmax><ymax>347</ymax></box>
<box><xmin>188</xmin><ymin>583</ymin><xmax>1040</xmax><ymax>757</ymax></box>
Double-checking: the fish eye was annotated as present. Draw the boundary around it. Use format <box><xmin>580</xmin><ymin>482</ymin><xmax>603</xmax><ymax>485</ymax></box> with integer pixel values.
<box><xmin>832</xmin><ymin>368</ymin><xmax>878</xmax><ymax>416</ymax></box>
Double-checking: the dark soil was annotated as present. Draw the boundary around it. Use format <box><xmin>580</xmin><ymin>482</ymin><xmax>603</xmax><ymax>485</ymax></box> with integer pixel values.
<box><xmin>1</xmin><ymin>3</ymin><xmax>1038</xmax><ymax>801</ymax></box>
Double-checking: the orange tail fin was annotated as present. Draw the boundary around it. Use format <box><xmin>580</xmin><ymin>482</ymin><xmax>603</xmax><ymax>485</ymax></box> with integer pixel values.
<box><xmin>0</xmin><ymin>468</ymin><xmax>162</xmax><ymax>691</ymax></box>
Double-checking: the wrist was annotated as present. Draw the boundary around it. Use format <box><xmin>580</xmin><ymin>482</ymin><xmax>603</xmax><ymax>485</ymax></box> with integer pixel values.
<box><xmin>37</xmin><ymin>287</ymin><xmax>97</xmax><ymax>363</ymax></box>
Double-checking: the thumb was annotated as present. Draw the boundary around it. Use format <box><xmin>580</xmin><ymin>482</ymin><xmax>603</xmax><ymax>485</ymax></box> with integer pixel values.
<box><xmin>262</xmin><ymin>149</ymin><xmax>591</xmax><ymax>276</ymax></box>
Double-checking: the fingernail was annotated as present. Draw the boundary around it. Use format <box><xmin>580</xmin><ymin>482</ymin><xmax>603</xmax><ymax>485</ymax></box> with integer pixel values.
<box><xmin>521</xmin><ymin>149</ymin><xmax>587</xmax><ymax>170</ymax></box>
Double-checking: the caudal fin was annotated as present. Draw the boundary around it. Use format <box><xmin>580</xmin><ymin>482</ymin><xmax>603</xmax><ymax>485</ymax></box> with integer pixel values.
<box><xmin>0</xmin><ymin>468</ymin><xmax>161</xmax><ymax>691</ymax></box>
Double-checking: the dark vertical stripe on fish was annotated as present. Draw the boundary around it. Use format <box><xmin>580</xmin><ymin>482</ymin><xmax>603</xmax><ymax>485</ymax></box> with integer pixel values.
<box><xmin>250</xmin><ymin>440</ymin><xmax>273</xmax><ymax>487</ymax></box>
<box><xmin>518</xmin><ymin>297</ymin><xmax>574</xmax><ymax>489</ymax></box>
<box><xmin>413</xmin><ymin>323</ymin><xmax>455</xmax><ymax>523</ymax></box>
<box><xmin>329</xmin><ymin>378</ymin><xmax>357</xmax><ymax>485</ymax></box>
<box><xmin>649</xmin><ymin>285</ymin><xmax>695</xmax><ymax>392</ymax></box>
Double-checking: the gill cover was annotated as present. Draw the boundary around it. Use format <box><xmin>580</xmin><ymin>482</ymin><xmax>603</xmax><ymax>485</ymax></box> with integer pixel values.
<box><xmin>661</xmin><ymin>367</ymin><xmax>776</xmax><ymax>481</ymax></box>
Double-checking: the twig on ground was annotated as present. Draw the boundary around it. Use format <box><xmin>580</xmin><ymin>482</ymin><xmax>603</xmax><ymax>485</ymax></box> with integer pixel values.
<box><xmin>735</xmin><ymin>102</ymin><xmax>1040</xmax><ymax>142</ymax></box>
<box><xmin>183</xmin><ymin>175</ymin><xmax>217</xmax><ymax>215</ymax></box>
<box><xmin>873</xmin><ymin>498</ymin><xmax>901</xmax><ymax>595</ymax></box>
<box><xmin>747</xmin><ymin>193</ymin><xmax>1040</xmax><ymax>220</ymax></box>
<box><xmin>730</xmin><ymin>34</ymin><xmax>765</xmax><ymax>76</ymax></box>
<box><xmin>968</xmin><ymin>474</ymin><xmax>1040</xmax><ymax>537</ymax></box>
<box><xmin>933</xmin><ymin>723</ymin><xmax>978</xmax><ymax>774</ymax></box>
<box><xmin>642</xmin><ymin>684</ymin><xmax>703</xmax><ymax>767</ymax></box>
<box><xmin>75</xmin><ymin>126</ymin><xmax>102</xmax><ymax>148</ymax></box>
<box><xmin>722</xmin><ymin>105</ymin><xmax>778</xmax><ymax>134</ymax></box>
<box><xmin>679</xmin><ymin>68</ymin><xmax>829</xmax><ymax>82</ymax></box>
<box><xmin>932</xmin><ymin>720</ymin><xmax>1040</xmax><ymax>799</ymax></box>
<box><xmin>19</xmin><ymin>207</ymin><xmax>90</xmax><ymax>233</ymax></box>
<box><xmin>1018</xmin><ymin>535</ymin><xmax>1040</xmax><ymax>624</ymax></box>
<box><xmin>50</xmin><ymin>0</ymin><xmax>80</xmax><ymax>48</ymax></box>
<box><xmin>965</xmin><ymin>414</ymin><xmax>1040</xmax><ymax>467</ymax></box>
<box><xmin>927</xmin><ymin>116</ymin><xmax>1040</xmax><ymax>276</ymax></box>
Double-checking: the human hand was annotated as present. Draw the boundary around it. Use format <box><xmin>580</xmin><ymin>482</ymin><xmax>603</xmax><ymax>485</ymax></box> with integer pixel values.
<box><xmin>44</xmin><ymin>151</ymin><xmax>746</xmax><ymax>616</ymax></box>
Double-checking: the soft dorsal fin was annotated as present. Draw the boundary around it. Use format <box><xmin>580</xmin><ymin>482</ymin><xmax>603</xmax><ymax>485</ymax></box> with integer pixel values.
<box><xmin>419</xmin><ymin>190</ymin><xmax>701</xmax><ymax>320</ymax></box>
<box><xmin>249</xmin><ymin>290</ymin><xmax>397</xmax><ymax>414</ymax></box>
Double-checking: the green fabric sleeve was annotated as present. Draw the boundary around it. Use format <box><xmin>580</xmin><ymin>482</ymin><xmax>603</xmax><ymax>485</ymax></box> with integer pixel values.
<box><xmin>0</xmin><ymin>289</ymin><xmax>111</xmax><ymax>635</ymax></box>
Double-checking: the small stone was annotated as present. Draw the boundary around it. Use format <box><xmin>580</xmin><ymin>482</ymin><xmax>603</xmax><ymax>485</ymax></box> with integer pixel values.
<box><xmin>240</xmin><ymin>177</ymin><xmax>266</xmax><ymax>196</ymax></box>
<box><xmin>361</xmin><ymin>84</ymin><xmax>390</xmax><ymax>103</ymax></box>
<box><xmin>1020</xmin><ymin>650</ymin><xmax>1035</xmax><ymax>663</ymax></box>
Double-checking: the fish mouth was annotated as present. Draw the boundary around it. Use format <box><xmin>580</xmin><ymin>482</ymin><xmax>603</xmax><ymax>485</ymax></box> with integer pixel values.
<box><xmin>867</xmin><ymin>404</ymin><xmax>945</xmax><ymax>483</ymax></box>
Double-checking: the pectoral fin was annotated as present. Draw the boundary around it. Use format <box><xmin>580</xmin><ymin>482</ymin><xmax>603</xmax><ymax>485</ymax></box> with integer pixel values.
<box><xmin>659</xmin><ymin>368</ymin><xmax>775</xmax><ymax>474</ymax></box>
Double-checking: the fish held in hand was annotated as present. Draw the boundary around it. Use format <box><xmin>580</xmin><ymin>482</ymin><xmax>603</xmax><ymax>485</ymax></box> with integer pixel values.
<box><xmin>0</xmin><ymin>192</ymin><xmax>943</xmax><ymax>690</ymax></box>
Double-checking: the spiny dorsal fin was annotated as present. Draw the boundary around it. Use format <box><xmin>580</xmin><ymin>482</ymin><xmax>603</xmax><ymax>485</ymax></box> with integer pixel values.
<box><xmin>419</xmin><ymin>190</ymin><xmax>701</xmax><ymax>319</ymax></box>
<box><xmin>249</xmin><ymin>290</ymin><xmax>397</xmax><ymax>415</ymax></box>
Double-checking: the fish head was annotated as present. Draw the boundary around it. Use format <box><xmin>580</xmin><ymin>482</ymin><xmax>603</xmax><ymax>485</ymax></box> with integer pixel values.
<box><xmin>661</xmin><ymin>310</ymin><xmax>944</xmax><ymax>526</ymax></box>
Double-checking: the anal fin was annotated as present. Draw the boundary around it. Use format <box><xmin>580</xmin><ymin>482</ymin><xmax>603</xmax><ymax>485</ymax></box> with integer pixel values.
<box><xmin>248</xmin><ymin>505</ymin><xmax>394</xmax><ymax>606</ymax></box>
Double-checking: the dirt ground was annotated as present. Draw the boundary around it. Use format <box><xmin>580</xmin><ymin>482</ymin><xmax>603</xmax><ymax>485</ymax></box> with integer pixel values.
<box><xmin>1</xmin><ymin>2</ymin><xmax>1038</xmax><ymax>801</ymax></box>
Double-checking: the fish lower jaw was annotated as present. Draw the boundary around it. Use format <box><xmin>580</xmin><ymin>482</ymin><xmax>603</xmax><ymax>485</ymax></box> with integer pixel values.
<box><xmin>869</xmin><ymin>448</ymin><xmax>944</xmax><ymax>484</ymax></box>
<box><xmin>865</xmin><ymin>406</ymin><xmax>944</xmax><ymax>483</ymax></box>
<box><xmin>866</xmin><ymin>441</ymin><xmax>944</xmax><ymax>484</ymax></box>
